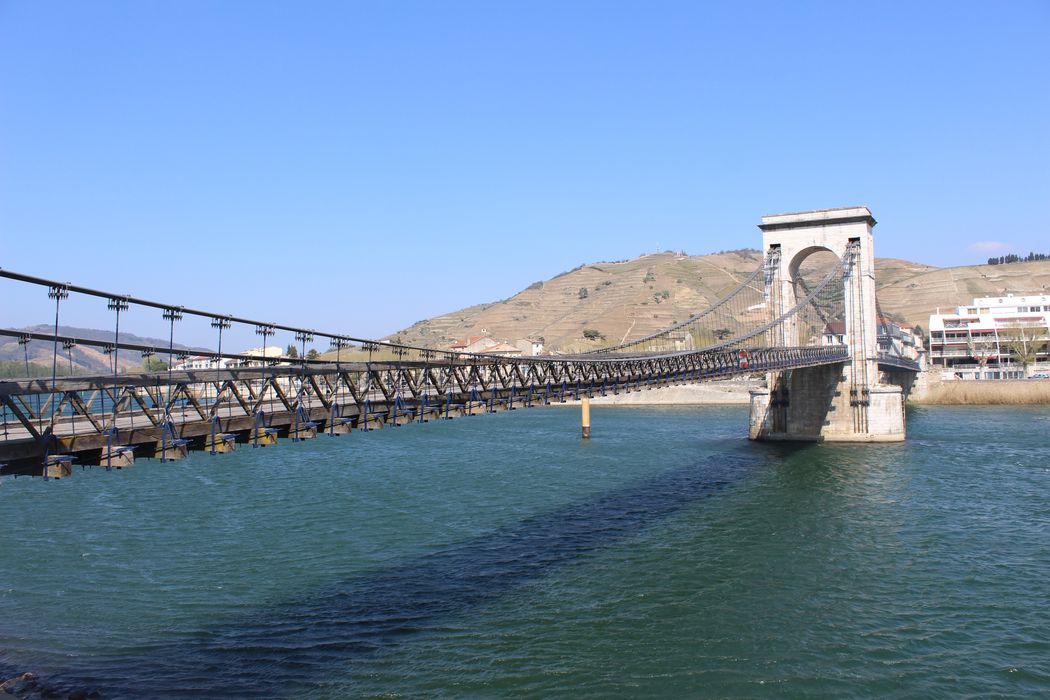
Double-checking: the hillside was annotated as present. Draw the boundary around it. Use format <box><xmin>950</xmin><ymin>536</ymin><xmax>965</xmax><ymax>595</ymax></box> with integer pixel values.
<box><xmin>6</xmin><ymin>258</ymin><xmax>1047</xmax><ymax>367</ymax></box>
<box><xmin>387</xmin><ymin>254</ymin><xmax>1050</xmax><ymax>351</ymax></box>
<box><xmin>0</xmin><ymin>326</ymin><xmax>200</xmax><ymax>377</ymax></box>
<box><xmin>390</xmin><ymin>250</ymin><xmax>766</xmax><ymax>352</ymax></box>
<box><xmin>872</xmin><ymin>259</ymin><xmax>1050</xmax><ymax>331</ymax></box>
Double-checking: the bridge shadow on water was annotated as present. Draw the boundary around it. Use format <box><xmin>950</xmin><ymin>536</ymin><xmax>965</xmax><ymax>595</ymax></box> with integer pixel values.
<box><xmin>18</xmin><ymin>442</ymin><xmax>816</xmax><ymax>699</ymax></box>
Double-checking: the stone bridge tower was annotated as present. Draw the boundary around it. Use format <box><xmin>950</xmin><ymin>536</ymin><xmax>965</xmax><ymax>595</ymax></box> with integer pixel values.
<box><xmin>749</xmin><ymin>207</ymin><xmax>905</xmax><ymax>442</ymax></box>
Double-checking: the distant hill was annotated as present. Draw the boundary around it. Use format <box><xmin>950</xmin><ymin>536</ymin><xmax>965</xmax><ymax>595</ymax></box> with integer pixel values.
<box><xmin>388</xmin><ymin>250</ymin><xmax>767</xmax><ymax>352</ymax></box>
<box><xmin>0</xmin><ymin>326</ymin><xmax>201</xmax><ymax>377</ymax></box>
<box><xmin>871</xmin><ymin>259</ymin><xmax>1050</xmax><ymax>332</ymax></box>
<box><xmin>6</xmin><ymin>257</ymin><xmax>1048</xmax><ymax>369</ymax></box>
<box><xmin>386</xmin><ymin>253</ymin><xmax>1050</xmax><ymax>351</ymax></box>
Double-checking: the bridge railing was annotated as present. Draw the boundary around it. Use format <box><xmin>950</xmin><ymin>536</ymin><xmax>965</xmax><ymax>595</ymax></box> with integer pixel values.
<box><xmin>586</xmin><ymin>243</ymin><xmax>860</xmax><ymax>357</ymax></box>
<box><xmin>0</xmin><ymin>260</ymin><xmax>881</xmax><ymax>476</ymax></box>
<box><xmin>875</xmin><ymin>353</ymin><xmax>921</xmax><ymax>372</ymax></box>
<box><xmin>0</xmin><ymin>336</ymin><xmax>850</xmax><ymax>470</ymax></box>
<box><xmin>588</xmin><ymin>252</ymin><xmax>773</xmax><ymax>355</ymax></box>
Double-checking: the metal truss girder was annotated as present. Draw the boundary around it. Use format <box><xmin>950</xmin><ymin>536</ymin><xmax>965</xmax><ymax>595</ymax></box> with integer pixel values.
<box><xmin>1</xmin><ymin>394</ymin><xmax>42</xmax><ymax>442</ymax></box>
<box><xmin>126</xmin><ymin>388</ymin><xmax>160</xmax><ymax>427</ymax></box>
<box><xmin>67</xmin><ymin>391</ymin><xmax>104</xmax><ymax>434</ymax></box>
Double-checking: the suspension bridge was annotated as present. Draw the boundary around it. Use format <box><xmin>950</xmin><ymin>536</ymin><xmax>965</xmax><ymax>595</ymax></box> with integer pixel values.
<box><xmin>0</xmin><ymin>207</ymin><xmax>919</xmax><ymax>478</ymax></box>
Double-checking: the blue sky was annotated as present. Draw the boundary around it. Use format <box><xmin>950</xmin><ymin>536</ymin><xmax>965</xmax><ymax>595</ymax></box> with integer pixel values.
<box><xmin>1</xmin><ymin>1</ymin><xmax>1048</xmax><ymax>347</ymax></box>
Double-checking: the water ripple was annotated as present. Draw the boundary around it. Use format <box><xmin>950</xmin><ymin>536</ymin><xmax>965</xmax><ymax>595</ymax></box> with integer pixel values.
<box><xmin>1</xmin><ymin>405</ymin><xmax>1048</xmax><ymax>698</ymax></box>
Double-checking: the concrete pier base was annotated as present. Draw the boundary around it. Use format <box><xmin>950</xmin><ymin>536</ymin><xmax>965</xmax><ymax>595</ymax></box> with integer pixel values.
<box><xmin>204</xmin><ymin>434</ymin><xmax>237</xmax><ymax>453</ymax></box>
<box><xmin>327</xmin><ymin>419</ymin><xmax>354</xmax><ymax>435</ymax></box>
<box><xmin>389</xmin><ymin>413</ymin><xmax>413</xmax><ymax>427</ymax></box>
<box><xmin>749</xmin><ymin>366</ymin><xmax>905</xmax><ymax>442</ymax></box>
<box><xmin>249</xmin><ymin>428</ymin><xmax>279</xmax><ymax>446</ymax></box>
<box><xmin>156</xmin><ymin>442</ymin><xmax>189</xmax><ymax>461</ymax></box>
<box><xmin>289</xmin><ymin>425</ymin><xmax>317</xmax><ymax>440</ymax></box>
<box><xmin>360</xmin><ymin>415</ymin><xmax>385</xmax><ymax>430</ymax></box>
<box><xmin>98</xmin><ymin>445</ymin><xmax>135</xmax><ymax>468</ymax></box>
<box><xmin>43</xmin><ymin>455</ymin><xmax>74</xmax><ymax>479</ymax></box>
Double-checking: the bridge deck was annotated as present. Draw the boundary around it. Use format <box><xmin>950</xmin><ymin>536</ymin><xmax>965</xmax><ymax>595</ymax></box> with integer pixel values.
<box><xmin>1</xmin><ymin>346</ymin><xmax>859</xmax><ymax>474</ymax></box>
<box><xmin>0</xmin><ymin>259</ymin><xmax>919</xmax><ymax>475</ymax></box>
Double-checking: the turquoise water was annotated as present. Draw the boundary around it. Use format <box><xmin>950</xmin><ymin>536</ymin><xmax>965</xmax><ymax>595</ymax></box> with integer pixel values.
<box><xmin>1</xmin><ymin>405</ymin><xmax>1049</xmax><ymax>698</ymax></box>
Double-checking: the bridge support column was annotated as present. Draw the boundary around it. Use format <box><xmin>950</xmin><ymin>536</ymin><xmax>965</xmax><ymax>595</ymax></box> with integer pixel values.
<box><xmin>749</xmin><ymin>367</ymin><xmax>904</xmax><ymax>442</ymax></box>
<box><xmin>581</xmin><ymin>396</ymin><xmax>591</xmax><ymax>439</ymax></box>
<box><xmin>748</xmin><ymin>207</ymin><xmax>905</xmax><ymax>442</ymax></box>
<box><xmin>98</xmin><ymin>445</ymin><xmax>135</xmax><ymax>468</ymax></box>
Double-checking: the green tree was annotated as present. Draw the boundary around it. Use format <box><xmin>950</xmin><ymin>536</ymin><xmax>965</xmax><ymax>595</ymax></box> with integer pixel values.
<box><xmin>306</xmin><ymin>348</ymin><xmax>319</xmax><ymax>361</ymax></box>
<box><xmin>286</xmin><ymin>344</ymin><xmax>298</xmax><ymax>359</ymax></box>
<box><xmin>0</xmin><ymin>360</ymin><xmax>72</xmax><ymax>378</ymax></box>
<box><xmin>142</xmin><ymin>356</ymin><xmax>167</xmax><ymax>372</ymax></box>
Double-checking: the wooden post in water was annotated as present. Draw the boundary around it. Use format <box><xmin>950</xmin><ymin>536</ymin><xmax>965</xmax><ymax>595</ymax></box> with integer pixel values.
<box><xmin>581</xmin><ymin>396</ymin><xmax>591</xmax><ymax>439</ymax></box>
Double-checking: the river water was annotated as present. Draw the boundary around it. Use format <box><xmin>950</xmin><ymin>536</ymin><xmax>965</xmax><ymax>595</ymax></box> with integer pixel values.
<box><xmin>1</xmin><ymin>405</ymin><xmax>1048</xmax><ymax>698</ymax></box>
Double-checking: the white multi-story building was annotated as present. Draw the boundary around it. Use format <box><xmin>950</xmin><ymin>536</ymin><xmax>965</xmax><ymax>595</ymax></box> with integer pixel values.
<box><xmin>171</xmin><ymin>355</ymin><xmax>231</xmax><ymax>371</ymax></box>
<box><xmin>171</xmin><ymin>346</ymin><xmax>286</xmax><ymax>371</ymax></box>
<box><xmin>928</xmin><ymin>294</ymin><xmax>1050</xmax><ymax>379</ymax></box>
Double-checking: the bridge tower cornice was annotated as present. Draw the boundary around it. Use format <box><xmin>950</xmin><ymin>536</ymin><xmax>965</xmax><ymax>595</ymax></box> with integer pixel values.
<box><xmin>757</xmin><ymin>206</ymin><xmax>876</xmax><ymax>232</ymax></box>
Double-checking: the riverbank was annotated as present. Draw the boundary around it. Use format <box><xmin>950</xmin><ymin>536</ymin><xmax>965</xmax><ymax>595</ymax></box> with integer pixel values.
<box><xmin>575</xmin><ymin>374</ymin><xmax>1050</xmax><ymax>407</ymax></box>
<box><xmin>909</xmin><ymin>378</ymin><xmax>1050</xmax><ymax>405</ymax></box>
<box><xmin>580</xmin><ymin>378</ymin><xmax>758</xmax><ymax>405</ymax></box>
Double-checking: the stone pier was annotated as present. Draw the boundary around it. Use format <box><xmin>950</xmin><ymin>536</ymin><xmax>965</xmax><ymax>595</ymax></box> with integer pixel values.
<box><xmin>749</xmin><ymin>207</ymin><xmax>905</xmax><ymax>442</ymax></box>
